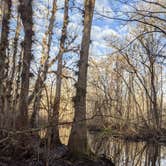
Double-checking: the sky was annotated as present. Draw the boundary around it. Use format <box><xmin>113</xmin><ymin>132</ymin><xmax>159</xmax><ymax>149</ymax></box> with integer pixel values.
<box><xmin>32</xmin><ymin>0</ymin><xmax>128</xmax><ymax>60</ymax></box>
<box><xmin>7</xmin><ymin>0</ymin><xmax>166</xmax><ymax>82</ymax></box>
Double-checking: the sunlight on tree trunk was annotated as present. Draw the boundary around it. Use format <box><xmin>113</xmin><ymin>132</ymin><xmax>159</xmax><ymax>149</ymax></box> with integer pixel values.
<box><xmin>68</xmin><ymin>0</ymin><xmax>95</xmax><ymax>154</ymax></box>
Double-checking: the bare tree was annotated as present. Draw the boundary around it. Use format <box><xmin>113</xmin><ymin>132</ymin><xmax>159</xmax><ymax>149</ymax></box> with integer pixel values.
<box><xmin>50</xmin><ymin>0</ymin><xmax>70</xmax><ymax>147</ymax></box>
<box><xmin>29</xmin><ymin>0</ymin><xmax>57</xmax><ymax>128</ymax></box>
<box><xmin>0</xmin><ymin>0</ymin><xmax>12</xmax><ymax>118</ymax></box>
<box><xmin>69</xmin><ymin>0</ymin><xmax>95</xmax><ymax>154</ymax></box>
<box><xmin>17</xmin><ymin>0</ymin><xmax>34</xmax><ymax>129</ymax></box>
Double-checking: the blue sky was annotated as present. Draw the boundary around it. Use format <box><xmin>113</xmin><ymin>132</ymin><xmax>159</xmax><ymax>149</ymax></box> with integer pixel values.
<box><xmin>32</xmin><ymin>0</ymin><xmax>128</xmax><ymax>60</ymax></box>
<box><xmin>8</xmin><ymin>0</ymin><xmax>165</xmax><ymax>67</ymax></box>
<box><xmin>5</xmin><ymin>0</ymin><xmax>166</xmax><ymax>97</ymax></box>
<box><xmin>8</xmin><ymin>0</ymin><xmax>165</xmax><ymax>71</ymax></box>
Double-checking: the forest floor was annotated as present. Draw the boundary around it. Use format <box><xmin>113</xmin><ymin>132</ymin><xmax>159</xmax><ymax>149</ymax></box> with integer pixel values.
<box><xmin>0</xmin><ymin>156</ymin><xmax>114</xmax><ymax>166</ymax></box>
<box><xmin>0</xmin><ymin>137</ymin><xmax>115</xmax><ymax>166</ymax></box>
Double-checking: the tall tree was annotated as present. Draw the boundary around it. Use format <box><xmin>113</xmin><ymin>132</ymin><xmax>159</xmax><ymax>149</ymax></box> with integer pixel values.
<box><xmin>68</xmin><ymin>0</ymin><xmax>95</xmax><ymax>154</ymax></box>
<box><xmin>50</xmin><ymin>0</ymin><xmax>69</xmax><ymax>147</ymax></box>
<box><xmin>17</xmin><ymin>0</ymin><xmax>33</xmax><ymax>128</ymax></box>
<box><xmin>4</xmin><ymin>14</ymin><xmax>21</xmax><ymax>129</ymax></box>
<box><xmin>138</xmin><ymin>32</ymin><xmax>160</xmax><ymax>129</ymax></box>
<box><xmin>0</xmin><ymin>0</ymin><xmax>12</xmax><ymax>118</ymax></box>
<box><xmin>30</xmin><ymin>0</ymin><xmax>57</xmax><ymax>128</ymax></box>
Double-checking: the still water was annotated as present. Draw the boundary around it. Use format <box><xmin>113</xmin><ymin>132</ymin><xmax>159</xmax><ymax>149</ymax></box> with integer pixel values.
<box><xmin>88</xmin><ymin>132</ymin><xmax>166</xmax><ymax>166</ymax></box>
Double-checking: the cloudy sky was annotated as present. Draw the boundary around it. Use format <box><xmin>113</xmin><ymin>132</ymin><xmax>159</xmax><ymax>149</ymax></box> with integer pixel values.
<box><xmin>32</xmin><ymin>0</ymin><xmax>129</xmax><ymax>60</ymax></box>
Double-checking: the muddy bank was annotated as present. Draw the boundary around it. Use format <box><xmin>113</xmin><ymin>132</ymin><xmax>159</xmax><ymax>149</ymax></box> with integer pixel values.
<box><xmin>0</xmin><ymin>157</ymin><xmax>115</xmax><ymax>166</ymax></box>
<box><xmin>0</xmin><ymin>141</ymin><xmax>115</xmax><ymax>166</ymax></box>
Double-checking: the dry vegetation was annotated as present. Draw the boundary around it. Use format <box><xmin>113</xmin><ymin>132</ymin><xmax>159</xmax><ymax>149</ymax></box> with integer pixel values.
<box><xmin>0</xmin><ymin>0</ymin><xmax>165</xmax><ymax>165</ymax></box>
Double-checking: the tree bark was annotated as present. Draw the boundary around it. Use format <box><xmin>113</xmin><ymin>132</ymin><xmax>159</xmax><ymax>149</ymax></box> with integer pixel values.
<box><xmin>0</xmin><ymin>0</ymin><xmax>12</xmax><ymax>119</ymax></box>
<box><xmin>29</xmin><ymin>0</ymin><xmax>57</xmax><ymax>128</ymax></box>
<box><xmin>17</xmin><ymin>0</ymin><xmax>33</xmax><ymax>129</ymax></box>
<box><xmin>50</xmin><ymin>0</ymin><xmax>69</xmax><ymax>147</ymax></box>
<box><xmin>4</xmin><ymin>14</ymin><xmax>21</xmax><ymax>129</ymax></box>
<box><xmin>68</xmin><ymin>0</ymin><xmax>95</xmax><ymax>154</ymax></box>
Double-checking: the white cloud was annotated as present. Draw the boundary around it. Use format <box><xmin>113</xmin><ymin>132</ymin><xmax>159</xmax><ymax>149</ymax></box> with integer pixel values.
<box><xmin>56</xmin><ymin>11</ymin><xmax>64</xmax><ymax>23</ymax></box>
<box><xmin>95</xmin><ymin>0</ymin><xmax>114</xmax><ymax>17</ymax></box>
<box><xmin>70</xmin><ymin>12</ymin><xmax>82</xmax><ymax>24</ymax></box>
<box><xmin>90</xmin><ymin>25</ymin><xmax>118</xmax><ymax>55</ymax></box>
<box><xmin>57</xmin><ymin>0</ymin><xmax>65</xmax><ymax>8</ymax></box>
<box><xmin>32</xmin><ymin>0</ymin><xmax>117</xmax><ymax>59</ymax></box>
<box><xmin>91</xmin><ymin>25</ymin><xmax>118</xmax><ymax>41</ymax></box>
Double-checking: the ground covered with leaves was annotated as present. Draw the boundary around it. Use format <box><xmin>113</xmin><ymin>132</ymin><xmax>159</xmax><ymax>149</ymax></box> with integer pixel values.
<box><xmin>0</xmin><ymin>135</ymin><xmax>114</xmax><ymax>166</ymax></box>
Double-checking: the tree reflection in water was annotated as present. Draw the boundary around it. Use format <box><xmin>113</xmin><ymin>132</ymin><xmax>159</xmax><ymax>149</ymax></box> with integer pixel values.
<box><xmin>88</xmin><ymin>132</ymin><xmax>166</xmax><ymax>166</ymax></box>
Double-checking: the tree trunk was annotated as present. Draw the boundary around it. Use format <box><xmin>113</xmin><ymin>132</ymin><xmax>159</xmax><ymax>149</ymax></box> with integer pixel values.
<box><xmin>29</xmin><ymin>0</ymin><xmax>57</xmax><ymax>128</ymax></box>
<box><xmin>50</xmin><ymin>0</ymin><xmax>69</xmax><ymax>147</ymax></box>
<box><xmin>4</xmin><ymin>14</ymin><xmax>21</xmax><ymax>129</ymax></box>
<box><xmin>11</xmin><ymin>15</ymin><xmax>21</xmax><ymax>128</ymax></box>
<box><xmin>150</xmin><ymin>58</ymin><xmax>159</xmax><ymax>129</ymax></box>
<box><xmin>17</xmin><ymin>0</ymin><xmax>33</xmax><ymax>129</ymax></box>
<box><xmin>0</xmin><ymin>0</ymin><xmax>12</xmax><ymax>122</ymax></box>
<box><xmin>68</xmin><ymin>0</ymin><xmax>95</xmax><ymax>154</ymax></box>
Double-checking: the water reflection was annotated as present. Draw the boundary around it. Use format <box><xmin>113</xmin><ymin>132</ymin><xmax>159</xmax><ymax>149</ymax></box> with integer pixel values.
<box><xmin>88</xmin><ymin>132</ymin><xmax>166</xmax><ymax>166</ymax></box>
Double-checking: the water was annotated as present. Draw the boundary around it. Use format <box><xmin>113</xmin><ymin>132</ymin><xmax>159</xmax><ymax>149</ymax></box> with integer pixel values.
<box><xmin>88</xmin><ymin>132</ymin><xmax>166</xmax><ymax>166</ymax></box>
